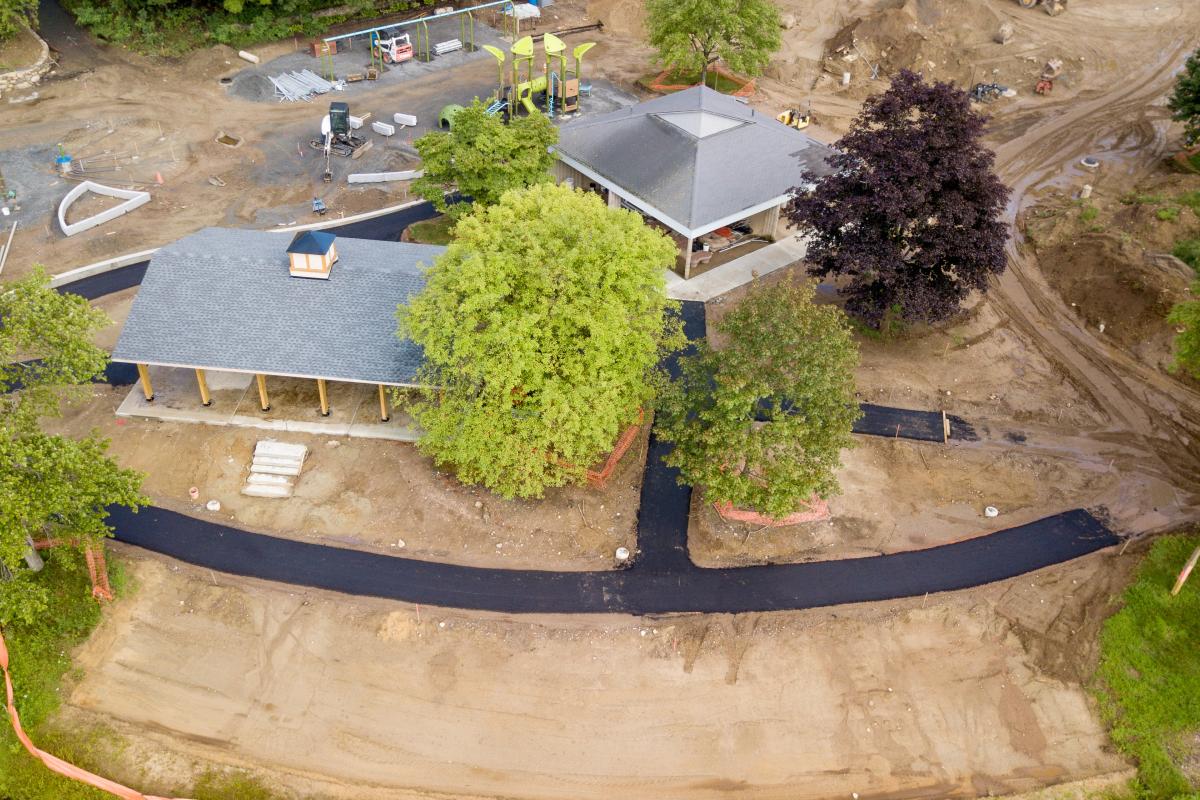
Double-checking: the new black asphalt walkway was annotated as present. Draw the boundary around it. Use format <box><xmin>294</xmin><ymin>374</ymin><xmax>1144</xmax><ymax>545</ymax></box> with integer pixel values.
<box><xmin>53</xmin><ymin>206</ymin><xmax>1119</xmax><ymax>614</ymax></box>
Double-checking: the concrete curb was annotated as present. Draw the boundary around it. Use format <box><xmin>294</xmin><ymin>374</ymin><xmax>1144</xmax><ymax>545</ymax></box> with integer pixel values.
<box><xmin>50</xmin><ymin>197</ymin><xmax>432</xmax><ymax>287</ymax></box>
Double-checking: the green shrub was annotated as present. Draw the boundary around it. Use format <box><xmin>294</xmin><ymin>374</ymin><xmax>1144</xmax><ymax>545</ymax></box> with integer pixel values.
<box><xmin>1177</xmin><ymin>190</ymin><xmax>1200</xmax><ymax>215</ymax></box>
<box><xmin>1174</xmin><ymin>239</ymin><xmax>1200</xmax><ymax>271</ymax></box>
<box><xmin>1080</xmin><ymin>204</ymin><xmax>1100</xmax><ymax>222</ymax></box>
<box><xmin>1158</xmin><ymin>206</ymin><xmax>1182</xmax><ymax>222</ymax></box>
<box><xmin>1095</xmin><ymin>534</ymin><xmax>1200</xmax><ymax>799</ymax></box>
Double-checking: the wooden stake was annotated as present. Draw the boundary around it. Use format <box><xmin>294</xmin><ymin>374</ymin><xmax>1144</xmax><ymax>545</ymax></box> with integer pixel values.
<box><xmin>195</xmin><ymin>368</ymin><xmax>211</xmax><ymax>406</ymax></box>
<box><xmin>136</xmin><ymin>364</ymin><xmax>154</xmax><ymax>401</ymax></box>
<box><xmin>378</xmin><ymin>384</ymin><xmax>390</xmax><ymax>422</ymax></box>
<box><xmin>317</xmin><ymin>378</ymin><xmax>330</xmax><ymax>416</ymax></box>
<box><xmin>256</xmin><ymin>373</ymin><xmax>270</xmax><ymax>411</ymax></box>
<box><xmin>1171</xmin><ymin>544</ymin><xmax>1200</xmax><ymax>597</ymax></box>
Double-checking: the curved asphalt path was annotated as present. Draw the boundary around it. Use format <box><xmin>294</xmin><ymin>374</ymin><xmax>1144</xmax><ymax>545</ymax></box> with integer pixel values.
<box><xmin>50</xmin><ymin>204</ymin><xmax>1118</xmax><ymax>614</ymax></box>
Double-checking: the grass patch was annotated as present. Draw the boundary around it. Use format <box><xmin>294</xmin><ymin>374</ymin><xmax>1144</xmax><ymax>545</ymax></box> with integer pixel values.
<box><xmin>1175</xmin><ymin>239</ymin><xmax>1200</xmax><ymax>271</ymax></box>
<box><xmin>637</xmin><ymin>69</ymin><xmax>747</xmax><ymax>94</ymax></box>
<box><xmin>1094</xmin><ymin>534</ymin><xmax>1200</xmax><ymax>799</ymax></box>
<box><xmin>1121</xmin><ymin>193</ymin><xmax>1166</xmax><ymax>205</ymax></box>
<box><xmin>1177</xmin><ymin>191</ymin><xmax>1200</xmax><ymax>215</ymax></box>
<box><xmin>1080</xmin><ymin>203</ymin><xmax>1100</xmax><ymax>222</ymax></box>
<box><xmin>0</xmin><ymin>553</ymin><xmax>114</xmax><ymax>800</ymax></box>
<box><xmin>407</xmin><ymin>215</ymin><xmax>454</xmax><ymax>245</ymax></box>
<box><xmin>193</xmin><ymin>769</ymin><xmax>281</xmax><ymax>800</ymax></box>
<box><xmin>1158</xmin><ymin>207</ymin><xmax>1182</xmax><ymax>222</ymax></box>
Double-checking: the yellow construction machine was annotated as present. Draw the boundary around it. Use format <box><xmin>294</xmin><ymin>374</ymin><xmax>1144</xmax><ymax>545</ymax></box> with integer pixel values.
<box><xmin>776</xmin><ymin>107</ymin><xmax>811</xmax><ymax>130</ymax></box>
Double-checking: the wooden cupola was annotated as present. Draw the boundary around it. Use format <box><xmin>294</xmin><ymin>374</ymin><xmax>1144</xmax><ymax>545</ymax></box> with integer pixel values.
<box><xmin>287</xmin><ymin>231</ymin><xmax>338</xmax><ymax>279</ymax></box>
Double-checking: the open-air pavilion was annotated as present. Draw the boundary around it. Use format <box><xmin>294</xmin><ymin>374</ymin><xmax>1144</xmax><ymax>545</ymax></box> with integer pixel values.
<box><xmin>111</xmin><ymin>227</ymin><xmax>441</xmax><ymax>431</ymax></box>
<box><xmin>552</xmin><ymin>85</ymin><xmax>836</xmax><ymax>279</ymax></box>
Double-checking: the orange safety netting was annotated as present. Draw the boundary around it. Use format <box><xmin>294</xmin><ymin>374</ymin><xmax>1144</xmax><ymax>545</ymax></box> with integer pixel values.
<box><xmin>32</xmin><ymin>539</ymin><xmax>113</xmax><ymax>601</ymax></box>
<box><xmin>1</xmin><ymin>614</ymin><xmax>192</xmax><ymax>800</ymax></box>
<box><xmin>552</xmin><ymin>409</ymin><xmax>646</xmax><ymax>489</ymax></box>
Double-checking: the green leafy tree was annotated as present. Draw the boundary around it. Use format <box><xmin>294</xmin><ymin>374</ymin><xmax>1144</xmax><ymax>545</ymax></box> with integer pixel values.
<box><xmin>0</xmin><ymin>269</ymin><xmax>145</xmax><ymax>625</ymax></box>
<box><xmin>645</xmin><ymin>0</ymin><xmax>782</xmax><ymax>88</ymax></box>
<box><xmin>656</xmin><ymin>280</ymin><xmax>861</xmax><ymax>519</ymax></box>
<box><xmin>1168</xmin><ymin>48</ymin><xmax>1200</xmax><ymax>146</ymax></box>
<box><xmin>1168</xmin><ymin>286</ymin><xmax>1200</xmax><ymax>379</ymax></box>
<box><xmin>0</xmin><ymin>0</ymin><xmax>36</xmax><ymax>41</ymax></box>
<box><xmin>398</xmin><ymin>183</ymin><xmax>683</xmax><ymax>499</ymax></box>
<box><xmin>412</xmin><ymin>99</ymin><xmax>558</xmax><ymax>219</ymax></box>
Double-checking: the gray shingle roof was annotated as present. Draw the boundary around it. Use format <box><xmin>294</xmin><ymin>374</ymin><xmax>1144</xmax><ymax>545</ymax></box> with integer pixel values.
<box><xmin>555</xmin><ymin>86</ymin><xmax>836</xmax><ymax>235</ymax></box>
<box><xmin>112</xmin><ymin>228</ymin><xmax>442</xmax><ymax>385</ymax></box>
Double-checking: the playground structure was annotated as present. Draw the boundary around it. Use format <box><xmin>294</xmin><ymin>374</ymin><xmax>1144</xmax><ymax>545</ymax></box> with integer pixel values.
<box><xmin>441</xmin><ymin>32</ymin><xmax>595</xmax><ymax>127</ymax></box>
<box><xmin>321</xmin><ymin>0</ymin><xmax>516</xmax><ymax>69</ymax></box>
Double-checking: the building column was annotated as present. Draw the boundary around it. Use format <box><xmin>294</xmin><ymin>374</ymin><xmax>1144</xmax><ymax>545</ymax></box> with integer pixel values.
<box><xmin>136</xmin><ymin>364</ymin><xmax>154</xmax><ymax>401</ymax></box>
<box><xmin>378</xmin><ymin>384</ymin><xmax>390</xmax><ymax>422</ymax></box>
<box><xmin>195</xmin><ymin>368</ymin><xmax>211</xmax><ymax>406</ymax></box>
<box><xmin>766</xmin><ymin>204</ymin><xmax>781</xmax><ymax>239</ymax></box>
<box><xmin>683</xmin><ymin>236</ymin><xmax>694</xmax><ymax>280</ymax></box>
<box><xmin>607</xmin><ymin>189</ymin><xmax>621</xmax><ymax>210</ymax></box>
<box><xmin>317</xmin><ymin>378</ymin><xmax>330</xmax><ymax>417</ymax></box>
<box><xmin>255</xmin><ymin>374</ymin><xmax>270</xmax><ymax>411</ymax></box>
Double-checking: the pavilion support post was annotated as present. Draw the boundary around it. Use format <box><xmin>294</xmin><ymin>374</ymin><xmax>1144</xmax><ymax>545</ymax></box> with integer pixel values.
<box><xmin>317</xmin><ymin>378</ymin><xmax>330</xmax><ymax>416</ymax></box>
<box><xmin>684</xmin><ymin>236</ymin><xmax>694</xmax><ymax>280</ymax></box>
<box><xmin>255</xmin><ymin>374</ymin><xmax>270</xmax><ymax>411</ymax></box>
<box><xmin>195</xmin><ymin>368</ymin><xmax>211</xmax><ymax>406</ymax></box>
<box><xmin>378</xmin><ymin>384</ymin><xmax>390</xmax><ymax>422</ymax></box>
<box><xmin>136</xmin><ymin>364</ymin><xmax>154</xmax><ymax>401</ymax></box>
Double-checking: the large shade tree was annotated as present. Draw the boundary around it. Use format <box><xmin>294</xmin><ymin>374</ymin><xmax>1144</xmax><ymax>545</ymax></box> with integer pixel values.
<box><xmin>0</xmin><ymin>270</ymin><xmax>145</xmax><ymax>625</ymax></box>
<box><xmin>656</xmin><ymin>279</ymin><xmax>860</xmax><ymax>519</ymax></box>
<box><xmin>788</xmin><ymin>69</ymin><xmax>1011</xmax><ymax>328</ymax></box>
<box><xmin>398</xmin><ymin>183</ymin><xmax>683</xmax><ymax>499</ymax></box>
<box><xmin>645</xmin><ymin>0</ymin><xmax>782</xmax><ymax>88</ymax></box>
<box><xmin>412</xmin><ymin>98</ymin><xmax>558</xmax><ymax>218</ymax></box>
<box><xmin>1169</xmin><ymin>47</ymin><xmax>1200</xmax><ymax>147</ymax></box>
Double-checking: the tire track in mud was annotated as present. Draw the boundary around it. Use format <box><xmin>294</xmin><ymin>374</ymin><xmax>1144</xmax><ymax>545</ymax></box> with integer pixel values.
<box><xmin>984</xmin><ymin>30</ymin><xmax>1200</xmax><ymax>522</ymax></box>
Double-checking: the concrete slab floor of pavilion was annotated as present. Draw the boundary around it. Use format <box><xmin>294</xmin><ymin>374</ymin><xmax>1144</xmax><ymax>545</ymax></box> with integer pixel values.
<box><xmin>118</xmin><ymin>365</ymin><xmax>419</xmax><ymax>442</ymax></box>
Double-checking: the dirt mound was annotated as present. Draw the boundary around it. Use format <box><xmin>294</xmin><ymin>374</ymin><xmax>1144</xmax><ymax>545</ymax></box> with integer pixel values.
<box><xmin>586</xmin><ymin>0</ymin><xmax>645</xmax><ymax>39</ymax></box>
<box><xmin>1038</xmin><ymin>232</ymin><xmax>1188</xmax><ymax>366</ymax></box>
<box><xmin>820</xmin><ymin>0</ymin><xmax>1002</xmax><ymax>90</ymax></box>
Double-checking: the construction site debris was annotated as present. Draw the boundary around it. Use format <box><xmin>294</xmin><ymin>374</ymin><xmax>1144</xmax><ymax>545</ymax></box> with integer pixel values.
<box><xmin>238</xmin><ymin>50</ymin><xmax>260</xmax><ymax>64</ymax></box>
<box><xmin>207</xmin><ymin>176</ymin><xmax>226</xmax><ymax>187</ymax></box>
<box><xmin>270</xmin><ymin>69</ymin><xmax>344</xmax><ymax>102</ymax></box>
<box><xmin>996</xmin><ymin>22</ymin><xmax>1015</xmax><ymax>44</ymax></box>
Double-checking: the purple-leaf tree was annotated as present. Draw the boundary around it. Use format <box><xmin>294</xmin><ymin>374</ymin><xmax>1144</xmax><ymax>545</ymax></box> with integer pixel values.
<box><xmin>787</xmin><ymin>69</ymin><xmax>1011</xmax><ymax>328</ymax></box>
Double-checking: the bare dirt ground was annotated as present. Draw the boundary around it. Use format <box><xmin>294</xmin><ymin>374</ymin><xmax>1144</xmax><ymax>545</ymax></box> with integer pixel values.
<box><xmin>58</xmin><ymin>548</ymin><xmax>1132</xmax><ymax>800</ymax></box>
<box><xmin>688</xmin><ymin>436</ymin><xmax>1116</xmax><ymax>567</ymax></box>
<box><xmin>47</xmin><ymin>384</ymin><xmax>644</xmax><ymax>570</ymax></box>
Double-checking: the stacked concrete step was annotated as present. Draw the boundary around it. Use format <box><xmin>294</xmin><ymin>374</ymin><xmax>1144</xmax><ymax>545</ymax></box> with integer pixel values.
<box><xmin>242</xmin><ymin>440</ymin><xmax>307</xmax><ymax>498</ymax></box>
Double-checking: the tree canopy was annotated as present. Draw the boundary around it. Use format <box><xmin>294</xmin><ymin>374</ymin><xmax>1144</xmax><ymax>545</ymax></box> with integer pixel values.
<box><xmin>1168</xmin><ymin>48</ymin><xmax>1200</xmax><ymax>147</ymax></box>
<box><xmin>412</xmin><ymin>99</ymin><xmax>558</xmax><ymax>218</ymax></box>
<box><xmin>788</xmin><ymin>69</ymin><xmax>1011</xmax><ymax>328</ymax></box>
<box><xmin>645</xmin><ymin>0</ymin><xmax>782</xmax><ymax>87</ymax></box>
<box><xmin>656</xmin><ymin>279</ymin><xmax>860</xmax><ymax>519</ymax></box>
<box><xmin>0</xmin><ymin>0</ymin><xmax>35</xmax><ymax>40</ymax></box>
<box><xmin>0</xmin><ymin>269</ymin><xmax>145</xmax><ymax>625</ymax></box>
<box><xmin>398</xmin><ymin>183</ymin><xmax>683</xmax><ymax>499</ymax></box>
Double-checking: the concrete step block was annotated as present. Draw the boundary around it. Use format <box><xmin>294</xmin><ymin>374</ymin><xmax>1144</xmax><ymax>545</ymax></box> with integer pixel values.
<box><xmin>241</xmin><ymin>484</ymin><xmax>293</xmax><ymax>498</ymax></box>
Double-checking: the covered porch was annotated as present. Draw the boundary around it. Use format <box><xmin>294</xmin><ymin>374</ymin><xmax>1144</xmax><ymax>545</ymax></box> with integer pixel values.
<box><xmin>119</xmin><ymin>364</ymin><xmax>419</xmax><ymax>442</ymax></box>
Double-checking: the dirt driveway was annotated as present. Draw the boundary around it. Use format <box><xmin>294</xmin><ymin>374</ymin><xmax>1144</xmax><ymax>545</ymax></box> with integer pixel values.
<box><xmin>61</xmin><ymin>551</ymin><xmax>1129</xmax><ymax>800</ymax></box>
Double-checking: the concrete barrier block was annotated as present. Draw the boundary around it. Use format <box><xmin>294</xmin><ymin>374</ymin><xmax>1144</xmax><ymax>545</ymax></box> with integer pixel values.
<box><xmin>372</xmin><ymin>121</ymin><xmax>395</xmax><ymax>137</ymax></box>
<box><xmin>347</xmin><ymin>169</ymin><xmax>424</xmax><ymax>184</ymax></box>
<box><xmin>57</xmin><ymin>181</ymin><xmax>152</xmax><ymax>237</ymax></box>
<box><xmin>393</xmin><ymin>113</ymin><xmax>417</xmax><ymax>127</ymax></box>
<box><xmin>238</xmin><ymin>50</ymin><xmax>260</xmax><ymax>64</ymax></box>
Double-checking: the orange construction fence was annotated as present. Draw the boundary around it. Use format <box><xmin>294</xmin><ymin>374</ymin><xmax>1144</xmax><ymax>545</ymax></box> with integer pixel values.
<box><xmin>1</xmin><ymin>551</ymin><xmax>192</xmax><ymax>800</ymax></box>
<box><xmin>32</xmin><ymin>538</ymin><xmax>113</xmax><ymax>601</ymax></box>
<box><xmin>552</xmin><ymin>409</ymin><xmax>645</xmax><ymax>489</ymax></box>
